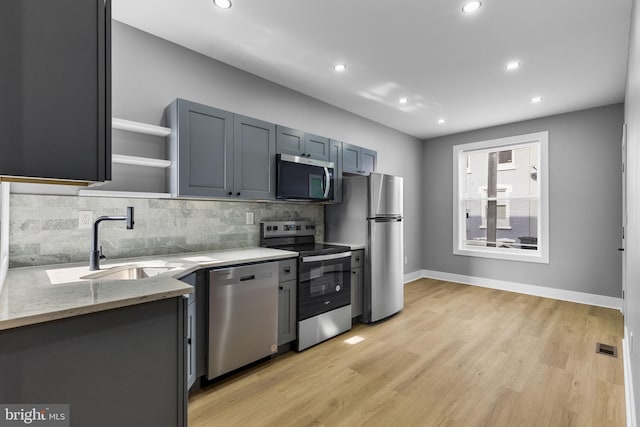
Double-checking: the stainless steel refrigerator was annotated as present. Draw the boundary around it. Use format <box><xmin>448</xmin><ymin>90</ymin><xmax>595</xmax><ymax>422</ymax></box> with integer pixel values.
<box><xmin>325</xmin><ymin>173</ymin><xmax>404</xmax><ymax>323</ymax></box>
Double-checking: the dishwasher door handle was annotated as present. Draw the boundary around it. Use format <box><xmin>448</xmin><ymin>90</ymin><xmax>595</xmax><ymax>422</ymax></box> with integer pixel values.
<box><xmin>240</xmin><ymin>275</ymin><xmax>256</xmax><ymax>282</ymax></box>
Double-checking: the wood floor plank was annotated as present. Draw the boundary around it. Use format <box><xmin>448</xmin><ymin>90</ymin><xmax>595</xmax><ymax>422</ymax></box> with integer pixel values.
<box><xmin>188</xmin><ymin>279</ymin><xmax>625</xmax><ymax>427</ymax></box>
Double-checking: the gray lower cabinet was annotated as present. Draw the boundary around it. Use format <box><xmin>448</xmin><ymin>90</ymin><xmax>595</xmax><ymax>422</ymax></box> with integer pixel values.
<box><xmin>278</xmin><ymin>258</ymin><xmax>297</xmax><ymax>346</ymax></box>
<box><xmin>0</xmin><ymin>297</ymin><xmax>187</xmax><ymax>427</ymax></box>
<box><xmin>351</xmin><ymin>250</ymin><xmax>364</xmax><ymax>318</ymax></box>
<box><xmin>343</xmin><ymin>143</ymin><xmax>377</xmax><ymax>175</ymax></box>
<box><xmin>166</xmin><ymin>99</ymin><xmax>275</xmax><ymax>200</ymax></box>
<box><xmin>276</xmin><ymin>126</ymin><xmax>330</xmax><ymax>161</ymax></box>
<box><xmin>329</xmin><ymin>139</ymin><xmax>343</xmax><ymax>203</ymax></box>
<box><xmin>187</xmin><ymin>298</ymin><xmax>196</xmax><ymax>389</ymax></box>
<box><xmin>278</xmin><ymin>280</ymin><xmax>297</xmax><ymax>345</ymax></box>
<box><xmin>180</xmin><ymin>272</ymin><xmax>198</xmax><ymax>390</ymax></box>
<box><xmin>0</xmin><ymin>0</ymin><xmax>111</xmax><ymax>182</ymax></box>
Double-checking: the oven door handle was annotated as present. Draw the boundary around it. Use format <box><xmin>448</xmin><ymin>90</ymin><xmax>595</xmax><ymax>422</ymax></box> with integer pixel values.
<box><xmin>301</xmin><ymin>251</ymin><xmax>352</xmax><ymax>263</ymax></box>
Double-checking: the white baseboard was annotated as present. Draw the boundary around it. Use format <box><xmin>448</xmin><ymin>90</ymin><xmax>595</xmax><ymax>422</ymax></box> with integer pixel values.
<box><xmin>625</xmin><ymin>327</ymin><xmax>637</xmax><ymax>427</ymax></box>
<box><xmin>403</xmin><ymin>270</ymin><xmax>425</xmax><ymax>284</ymax></box>
<box><xmin>403</xmin><ymin>269</ymin><xmax>623</xmax><ymax>310</ymax></box>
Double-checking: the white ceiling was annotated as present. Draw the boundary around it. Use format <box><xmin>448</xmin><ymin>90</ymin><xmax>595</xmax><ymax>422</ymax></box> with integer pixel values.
<box><xmin>112</xmin><ymin>0</ymin><xmax>632</xmax><ymax>140</ymax></box>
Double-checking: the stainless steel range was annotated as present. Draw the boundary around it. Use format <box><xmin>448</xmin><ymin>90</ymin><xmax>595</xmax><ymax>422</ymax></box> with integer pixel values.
<box><xmin>260</xmin><ymin>220</ymin><xmax>352</xmax><ymax>351</ymax></box>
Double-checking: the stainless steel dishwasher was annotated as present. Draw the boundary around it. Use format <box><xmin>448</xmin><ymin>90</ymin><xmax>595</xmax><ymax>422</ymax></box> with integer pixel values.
<box><xmin>207</xmin><ymin>262</ymin><xmax>279</xmax><ymax>380</ymax></box>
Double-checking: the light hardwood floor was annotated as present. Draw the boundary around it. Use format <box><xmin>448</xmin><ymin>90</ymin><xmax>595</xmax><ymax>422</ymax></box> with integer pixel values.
<box><xmin>189</xmin><ymin>278</ymin><xmax>625</xmax><ymax>427</ymax></box>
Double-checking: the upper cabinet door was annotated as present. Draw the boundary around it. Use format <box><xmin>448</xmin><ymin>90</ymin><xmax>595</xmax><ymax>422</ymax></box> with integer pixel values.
<box><xmin>304</xmin><ymin>133</ymin><xmax>330</xmax><ymax>161</ymax></box>
<box><xmin>361</xmin><ymin>148</ymin><xmax>377</xmax><ymax>175</ymax></box>
<box><xmin>233</xmin><ymin>115</ymin><xmax>276</xmax><ymax>200</ymax></box>
<box><xmin>0</xmin><ymin>0</ymin><xmax>111</xmax><ymax>182</ymax></box>
<box><xmin>172</xmin><ymin>99</ymin><xmax>234</xmax><ymax>198</ymax></box>
<box><xmin>342</xmin><ymin>143</ymin><xmax>377</xmax><ymax>175</ymax></box>
<box><xmin>342</xmin><ymin>143</ymin><xmax>362</xmax><ymax>174</ymax></box>
<box><xmin>276</xmin><ymin>126</ymin><xmax>305</xmax><ymax>157</ymax></box>
<box><xmin>276</xmin><ymin>126</ymin><xmax>330</xmax><ymax>161</ymax></box>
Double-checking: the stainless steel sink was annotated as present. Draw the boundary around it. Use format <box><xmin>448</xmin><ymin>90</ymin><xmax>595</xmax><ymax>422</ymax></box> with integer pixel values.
<box><xmin>80</xmin><ymin>265</ymin><xmax>174</xmax><ymax>281</ymax></box>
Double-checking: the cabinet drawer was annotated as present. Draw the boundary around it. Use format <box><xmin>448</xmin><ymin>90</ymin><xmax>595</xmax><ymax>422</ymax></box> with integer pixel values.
<box><xmin>279</xmin><ymin>258</ymin><xmax>297</xmax><ymax>282</ymax></box>
<box><xmin>351</xmin><ymin>250</ymin><xmax>364</xmax><ymax>269</ymax></box>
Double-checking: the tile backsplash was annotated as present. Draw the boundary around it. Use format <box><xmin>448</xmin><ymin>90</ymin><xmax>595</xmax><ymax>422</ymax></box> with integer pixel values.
<box><xmin>9</xmin><ymin>195</ymin><xmax>323</xmax><ymax>268</ymax></box>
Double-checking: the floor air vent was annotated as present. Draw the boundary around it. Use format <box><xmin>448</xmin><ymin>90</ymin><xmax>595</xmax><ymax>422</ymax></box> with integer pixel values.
<box><xmin>595</xmin><ymin>343</ymin><xmax>618</xmax><ymax>358</ymax></box>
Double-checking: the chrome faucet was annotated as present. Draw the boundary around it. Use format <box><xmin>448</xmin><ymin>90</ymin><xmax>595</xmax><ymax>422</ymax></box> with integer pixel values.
<box><xmin>89</xmin><ymin>207</ymin><xmax>134</xmax><ymax>271</ymax></box>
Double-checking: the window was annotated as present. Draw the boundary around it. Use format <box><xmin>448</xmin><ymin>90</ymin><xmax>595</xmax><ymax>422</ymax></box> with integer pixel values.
<box><xmin>453</xmin><ymin>131</ymin><xmax>549</xmax><ymax>263</ymax></box>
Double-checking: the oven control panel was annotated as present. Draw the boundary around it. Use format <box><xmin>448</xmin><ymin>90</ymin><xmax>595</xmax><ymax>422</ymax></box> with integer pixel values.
<box><xmin>260</xmin><ymin>220</ymin><xmax>316</xmax><ymax>238</ymax></box>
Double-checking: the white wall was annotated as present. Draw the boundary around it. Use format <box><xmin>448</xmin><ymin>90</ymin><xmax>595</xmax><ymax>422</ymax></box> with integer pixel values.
<box><xmin>422</xmin><ymin>104</ymin><xmax>624</xmax><ymax>298</ymax></box>
<box><xmin>624</xmin><ymin>0</ymin><xmax>640</xmax><ymax>421</ymax></box>
<box><xmin>111</xmin><ymin>21</ymin><xmax>424</xmax><ymax>273</ymax></box>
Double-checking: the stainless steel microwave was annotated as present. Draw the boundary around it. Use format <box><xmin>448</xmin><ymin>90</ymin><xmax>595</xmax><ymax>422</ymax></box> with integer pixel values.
<box><xmin>276</xmin><ymin>154</ymin><xmax>334</xmax><ymax>201</ymax></box>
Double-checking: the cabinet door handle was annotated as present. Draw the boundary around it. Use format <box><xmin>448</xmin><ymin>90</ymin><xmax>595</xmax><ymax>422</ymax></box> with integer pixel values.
<box><xmin>352</xmin><ymin>271</ymin><xmax>356</xmax><ymax>274</ymax></box>
<box><xmin>227</xmin><ymin>192</ymin><xmax>232</xmax><ymax>196</ymax></box>
<box><xmin>355</xmin><ymin>257</ymin><xmax>360</xmax><ymax>261</ymax></box>
<box><xmin>284</xmin><ymin>267</ymin><xmax>291</xmax><ymax>273</ymax></box>
<box><xmin>236</xmin><ymin>192</ymin><xmax>241</xmax><ymax>196</ymax></box>
<box><xmin>279</xmin><ymin>286</ymin><xmax>283</xmax><ymax>290</ymax></box>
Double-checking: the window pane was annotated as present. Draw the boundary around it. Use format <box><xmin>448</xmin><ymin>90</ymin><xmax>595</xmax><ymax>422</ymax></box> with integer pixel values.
<box><xmin>497</xmin><ymin>145</ymin><xmax>538</xmax><ymax>197</ymax></box>
<box><xmin>498</xmin><ymin>150</ymin><xmax>512</xmax><ymax>164</ymax></box>
<box><xmin>463</xmin><ymin>198</ymin><xmax>538</xmax><ymax>251</ymax></box>
<box><xmin>464</xmin><ymin>151</ymin><xmax>487</xmax><ymax>198</ymax></box>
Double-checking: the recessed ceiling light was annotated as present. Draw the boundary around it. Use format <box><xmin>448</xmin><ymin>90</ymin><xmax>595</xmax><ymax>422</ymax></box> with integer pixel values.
<box><xmin>438</xmin><ymin>118</ymin><xmax>446</xmax><ymax>124</ymax></box>
<box><xmin>399</xmin><ymin>97</ymin><xmax>409</xmax><ymax>104</ymax></box>
<box><xmin>531</xmin><ymin>96</ymin><xmax>543</xmax><ymax>104</ymax></box>
<box><xmin>506</xmin><ymin>61</ymin><xmax>520</xmax><ymax>71</ymax></box>
<box><xmin>213</xmin><ymin>0</ymin><xmax>232</xmax><ymax>9</ymax></box>
<box><xmin>333</xmin><ymin>64</ymin><xmax>347</xmax><ymax>72</ymax></box>
<box><xmin>462</xmin><ymin>1</ymin><xmax>482</xmax><ymax>13</ymax></box>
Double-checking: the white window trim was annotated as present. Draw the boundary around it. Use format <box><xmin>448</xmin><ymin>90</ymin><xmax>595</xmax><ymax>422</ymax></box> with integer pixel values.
<box><xmin>452</xmin><ymin>131</ymin><xmax>549</xmax><ymax>264</ymax></box>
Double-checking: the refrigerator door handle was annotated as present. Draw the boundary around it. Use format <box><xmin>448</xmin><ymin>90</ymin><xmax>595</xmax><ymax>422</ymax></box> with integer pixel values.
<box><xmin>368</xmin><ymin>217</ymin><xmax>403</xmax><ymax>222</ymax></box>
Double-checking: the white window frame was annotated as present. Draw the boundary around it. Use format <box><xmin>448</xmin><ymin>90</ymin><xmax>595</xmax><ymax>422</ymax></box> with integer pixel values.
<box><xmin>452</xmin><ymin>131</ymin><xmax>549</xmax><ymax>263</ymax></box>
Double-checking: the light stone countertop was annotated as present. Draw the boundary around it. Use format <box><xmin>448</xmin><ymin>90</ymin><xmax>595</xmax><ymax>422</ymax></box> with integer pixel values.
<box><xmin>0</xmin><ymin>247</ymin><xmax>298</xmax><ymax>331</ymax></box>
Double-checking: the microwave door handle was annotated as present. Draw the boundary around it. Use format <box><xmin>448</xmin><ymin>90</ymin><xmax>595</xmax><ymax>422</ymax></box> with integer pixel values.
<box><xmin>323</xmin><ymin>167</ymin><xmax>330</xmax><ymax>198</ymax></box>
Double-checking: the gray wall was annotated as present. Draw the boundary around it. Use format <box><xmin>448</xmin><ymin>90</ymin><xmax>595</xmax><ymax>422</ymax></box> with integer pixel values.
<box><xmin>624</xmin><ymin>0</ymin><xmax>640</xmax><ymax>420</ymax></box>
<box><xmin>422</xmin><ymin>103</ymin><xmax>623</xmax><ymax>297</ymax></box>
<box><xmin>110</xmin><ymin>21</ymin><xmax>424</xmax><ymax>274</ymax></box>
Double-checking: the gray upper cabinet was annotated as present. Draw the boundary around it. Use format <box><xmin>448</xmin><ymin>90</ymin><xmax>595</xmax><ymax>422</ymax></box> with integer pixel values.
<box><xmin>166</xmin><ymin>99</ymin><xmax>275</xmax><ymax>200</ymax></box>
<box><xmin>305</xmin><ymin>133</ymin><xmax>330</xmax><ymax>161</ymax></box>
<box><xmin>276</xmin><ymin>126</ymin><xmax>305</xmax><ymax>157</ymax></box>
<box><xmin>233</xmin><ymin>115</ymin><xmax>276</xmax><ymax>200</ymax></box>
<box><xmin>276</xmin><ymin>126</ymin><xmax>330</xmax><ymax>161</ymax></box>
<box><xmin>166</xmin><ymin>99</ymin><xmax>234</xmax><ymax>198</ymax></box>
<box><xmin>361</xmin><ymin>148</ymin><xmax>377</xmax><ymax>175</ymax></box>
<box><xmin>342</xmin><ymin>143</ymin><xmax>377</xmax><ymax>175</ymax></box>
<box><xmin>0</xmin><ymin>0</ymin><xmax>111</xmax><ymax>182</ymax></box>
<box><xmin>329</xmin><ymin>139</ymin><xmax>343</xmax><ymax>203</ymax></box>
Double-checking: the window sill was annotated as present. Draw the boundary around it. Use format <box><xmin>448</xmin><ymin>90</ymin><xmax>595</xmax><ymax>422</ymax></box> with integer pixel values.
<box><xmin>454</xmin><ymin>246</ymin><xmax>549</xmax><ymax>264</ymax></box>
